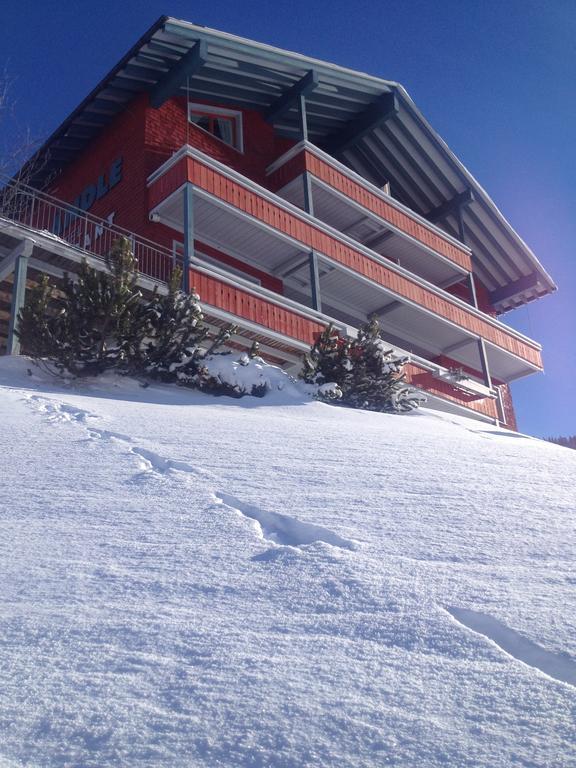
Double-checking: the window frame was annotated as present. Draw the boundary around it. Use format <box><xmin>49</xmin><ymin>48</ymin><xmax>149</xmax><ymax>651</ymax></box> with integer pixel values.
<box><xmin>188</xmin><ymin>103</ymin><xmax>244</xmax><ymax>153</ymax></box>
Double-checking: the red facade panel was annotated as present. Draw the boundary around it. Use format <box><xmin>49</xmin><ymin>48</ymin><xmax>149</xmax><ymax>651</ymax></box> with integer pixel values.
<box><xmin>48</xmin><ymin>94</ymin><xmax>150</xmax><ymax>237</ymax></box>
<box><xmin>188</xmin><ymin>268</ymin><xmax>325</xmax><ymax>345</ymax></box>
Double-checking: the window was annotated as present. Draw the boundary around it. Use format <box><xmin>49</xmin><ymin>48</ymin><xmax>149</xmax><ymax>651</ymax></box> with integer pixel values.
<box><xmin>188</xmin><ymin>104</ymin><xmax>243</xmax><ymax>152</ymax></box>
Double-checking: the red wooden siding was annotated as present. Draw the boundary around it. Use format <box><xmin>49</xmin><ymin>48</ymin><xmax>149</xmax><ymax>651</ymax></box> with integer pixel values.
<box><xmin>267</xmin><ymin>152</ymin><xmax>308</xmax><ymax>192</ymax></box>
<box><xmin>189</xmin><ymin>268</ymin><xmax>325</xmax><ymax>344</ymax></box>
<box><xmin>149</xmin><ymin>155</ymin><xmax>543</xmax><ymax>370</ymax></box>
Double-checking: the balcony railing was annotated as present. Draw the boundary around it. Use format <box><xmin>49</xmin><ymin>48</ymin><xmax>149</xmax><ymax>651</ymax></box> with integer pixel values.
<box><xmin>0</xmin><ymin>174</ymin><xmax>174</xmax><ymax>283</ymax></box>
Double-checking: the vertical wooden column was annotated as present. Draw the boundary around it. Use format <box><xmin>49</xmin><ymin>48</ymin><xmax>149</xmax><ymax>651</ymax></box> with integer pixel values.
<box><xmin>7</xmin><ymin>239</ymin><xmax>34</xmax><ymax>355</ymax></box>
<box><xmin>309</xmin><ymin>252</ymin><xmax>322</xmax><ymax>313</ymax></box>
<box><xmin>477</xmin><ymin>338</ymin><xmax>493</xmax><ymax>391</ymax></box>
<box><xmin>183</xmin><ymin>182</ymin><xmax>194</xmax><ymax>294</ymax></box>
<box><xmin>457</xmin><ymin>203</ymin><xmax>495</xmax><ymax>397</ymax></box>
<box><xmin>298</xmin><ymin>93</ymin><xmax>321</xmax><ymax>312</ymax></box>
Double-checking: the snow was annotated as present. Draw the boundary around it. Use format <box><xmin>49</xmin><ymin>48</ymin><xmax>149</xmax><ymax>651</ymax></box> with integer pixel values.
<box><xmin>0</xmin><ymin>355</ymin><xmax>575</xmax><ymax>767</ymax></box>
<box><xmin>198</xmin><ymin>352</ymin><xmax>303</xmax><ymax>396</ymax></box>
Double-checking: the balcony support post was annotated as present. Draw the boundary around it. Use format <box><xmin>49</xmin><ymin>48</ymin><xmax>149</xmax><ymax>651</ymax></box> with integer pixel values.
<box><xmin>297</xmin><ymin>96</ymin><xmax>320</xmax><ymax>310</ymax></box>
<box><xmin>477</xmin><ymin>337</ymin><xmax>492</xmax><ymax>390</ymax></box>
<box><xmin>297</xmin><ymin>94</ymin><xmax>316</xmax><ymax>216</ymax></box>
<box><xmin>303</xmin><ymin>171</ymin><xmax>314</xmax><ymax>217</ymax></box>
<box><xmin>7</xmin><ymin>239</ymin><xmax>33</xmax><ymax>355</ymax></box>
<box><xmin>458</xmin><ymin>203</ymin><xmax>494</xmax><ymax>396</ymax></box>
<box><xmin>495</xmin><ymin>385</ymin><xmax>507</xmax><ymax>426</ymax></box>
<box><xmin>467</xmin><ymin>272</ymin><xmax>479</xmax><ymax>309</ymax></box>
<box><xmin>183</xmin><ymin>182</ymin><xmax>194</xmax><ymax>294</ymax></box>
<box><xmin>309</xmin><ymin>250</ymin><xmax>322</xmax><ymax>312</ymax></box>
<box><xmin>297</xmin><ymin>93</ymin><xmax>309</xmax><ymax>143</ymax></box>
<box><xmin>456</xmin><ymin>203</ymin><xmax>467</xmax><ymax>243</ymax></box>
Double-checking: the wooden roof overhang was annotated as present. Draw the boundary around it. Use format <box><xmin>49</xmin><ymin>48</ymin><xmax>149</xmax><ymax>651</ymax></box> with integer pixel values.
<box><xmin>21</xmin><ymin>15</ymin><xmax>556</xmax><ymax>313</ymax></box>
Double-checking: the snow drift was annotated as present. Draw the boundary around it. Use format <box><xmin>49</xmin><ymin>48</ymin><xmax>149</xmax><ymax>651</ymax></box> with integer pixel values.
<box><xmin>0</xmin><ymin>356</ymin><xmax>574</xmax><ymax>767</ymax></box>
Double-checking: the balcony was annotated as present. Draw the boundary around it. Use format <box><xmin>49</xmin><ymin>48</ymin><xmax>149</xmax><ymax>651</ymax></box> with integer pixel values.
<box><xmin>147</xmin><ymin>145</ymin><xmax>543</xmax><ymax>387</ymax></box>
<box><xmin>266</xmin><ymin>141</ymin><xmax>473</xmax><ymax>289</ymax></box>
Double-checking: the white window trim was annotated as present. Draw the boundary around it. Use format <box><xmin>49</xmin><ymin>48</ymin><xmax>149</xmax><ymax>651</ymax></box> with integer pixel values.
<box><xmin>188</xmin><ymin>103</ymin><xmax>244</xmax><ymax>154</ymax></box>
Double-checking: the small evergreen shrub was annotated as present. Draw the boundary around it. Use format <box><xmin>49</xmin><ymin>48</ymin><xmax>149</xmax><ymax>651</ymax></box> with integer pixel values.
<box><xmin>17</xmin><ymin>238</ymin><xmax>293</xmax><ymax>399</ymax></box>
<box><xmin>18</xmin><ymin>238</ymin><xmax>143</xmax><ymax>376</ymax></box>
<box><xmin>301</xmin><ymin>317</ymin><xmax>425</xmax><ymax>414</ymax></box>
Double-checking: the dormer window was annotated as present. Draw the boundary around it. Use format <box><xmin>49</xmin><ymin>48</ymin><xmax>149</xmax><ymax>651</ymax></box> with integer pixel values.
<box><xmin>188</xmin><ymin>104</ymin><xmax>243</xmax><ymax>152</ymax></box>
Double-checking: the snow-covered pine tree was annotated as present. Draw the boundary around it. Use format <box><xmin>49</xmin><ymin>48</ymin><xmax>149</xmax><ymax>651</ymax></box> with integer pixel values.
<box><xmin>134</xmin><ymin>267</ymin><xmax>209</xmax><ymax>381</ymax></box>
<box><xmin>301</xmin><ymin>323</ymin><xmax>353</xmax><ymax>390</ymax></box>
<box><xmin>178</xmin><ymin>325</ymin><xmax>243</xmax><ymax>394</ymax></box>
<box><xmin>17</xmin><ymin>237</ymin><xmax>142</xmax><ymax>376</ymax></box>
<box><xmin>342</xmin><ymin>315</ymin><xmax>404</xmax><ymax>411</ymax></box>
<box><xmin>15</xmin><ymin>275</ymin><xmax>62</xmax><ymax>369</ymax></box>
<box><xmin>301</xmin><ymin>316</ymin><xmax>424</xmax><ymax>413</ymax></box>
<box><xmin>55</xmin><ymin>236</ymin><xmax>141</xmax><ymax>376</ymax></box>
<box><xmin>17</xmin><ymin>240</ymin><xmax>281</xmax><ymax>399</ymax></box>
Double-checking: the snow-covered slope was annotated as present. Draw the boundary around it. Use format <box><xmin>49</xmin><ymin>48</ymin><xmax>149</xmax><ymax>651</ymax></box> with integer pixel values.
<box><xmin>0</xmin><ymin>357</ymin><xmax>574</xmax><ymax>768</ymax></box>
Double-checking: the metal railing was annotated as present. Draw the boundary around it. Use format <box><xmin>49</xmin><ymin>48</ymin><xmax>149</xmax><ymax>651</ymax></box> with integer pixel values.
<box><xmin>0</xmin><ymin>174</ymin><xmax>174</xmax><ymax>283</ymax></box>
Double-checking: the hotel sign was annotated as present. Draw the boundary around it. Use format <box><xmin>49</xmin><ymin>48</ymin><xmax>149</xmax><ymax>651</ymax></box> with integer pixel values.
<box><xmin>53</xmin><ymin>157</ymin><xmax>123</xmax><ymax>235</ymax></box>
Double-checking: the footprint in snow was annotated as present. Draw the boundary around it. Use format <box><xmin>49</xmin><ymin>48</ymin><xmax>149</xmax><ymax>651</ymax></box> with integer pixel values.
<box><xmin>25</xmin><ymin>394</ymin><xmax>96</xmax><ymax>423</ymax></box>
<box><xmin>87</xmin><ymin>428</ymin><xmax>208</xmax><ymax>479</ymax></box>
<box><xmin>213</xmin><ymin>491</ymin><xmax>356</xmax><ymax>551</ymax></box>
<box><xmin>24</xmin><ymin>395</ymin><xmax>207</xmax><ymax>481</ymax></box>
<box><xmin>23</xmin><ymin>392</ymin><xmax>347</xmax><ymax>557</ymax></box>
<box><xmin>446</xmin><ymin>606</ymin><xmax>576</xmax><ymax>687</ymax></box>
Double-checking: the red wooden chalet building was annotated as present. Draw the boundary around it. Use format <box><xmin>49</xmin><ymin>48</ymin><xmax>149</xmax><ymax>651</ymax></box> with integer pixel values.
<box><xmin>0</xmin><ymin>16</ymin><xmax>556</xmax><ymax>427</ymax></box>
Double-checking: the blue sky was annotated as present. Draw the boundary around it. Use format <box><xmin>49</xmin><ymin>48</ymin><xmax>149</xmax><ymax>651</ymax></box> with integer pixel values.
<box><xmin>3</xmin><ymin>0</ymin><xmax>575</xmax><ymax>437</ymax></box>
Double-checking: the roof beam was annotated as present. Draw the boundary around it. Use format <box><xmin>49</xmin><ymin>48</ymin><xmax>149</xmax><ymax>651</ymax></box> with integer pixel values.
<box><xmin>363</xmin><ymin>134</ymin><xmax>433</xmax><ymax>211</ymax></box>
<box><xmin>442</xmin><ymin>338</ymin><xmax>475</xmax><ymax>355</ymax></box>
<box><xmin>64</xmin><ymin>125</ymin><xmax>98</xmax><ymax>139</ymax></box>
<box><xmin>149</xmin><ymin>39</ymin><xmax>208</xmax><ymax>108</ymax></box>
<box><xmin>264</xmin><ymin>70</ymin><xmax>319</xmax><ymax>124</ymax></box>
<box><xmin>426</xmin><ymin>189</ymin><xmax>474</xmax><ymax>224</ymax></box>
<box><xmin>273</xmin><ymin>252</ymin><xmax>310</xmax><ymax>278</ymax></box>
<box><xmin>53</xmin><ymin>137</ymin><xmax>89</xmax><ymax>151</ymax></box>
<box><xmin>321</xmin><ymin>91</ymin><xmax>399</xmax><ymax>155</ymax></box>
<box><xmin>362</xmin><ymin>228</ymin><xmax>395</xmax><ymax>250</ymax></box>
<box><xmin>489</xmin><ymin>273</ymin><xmax>540</xmax><ymax>305</ymax></box>
<box><xmin>373</xmin><ymin>299</ymin><xmax>402</xmax><ymax>316</ymax></box>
